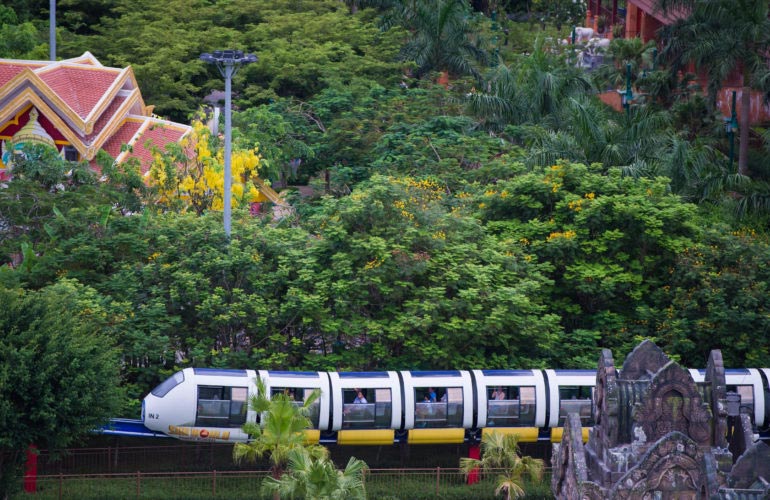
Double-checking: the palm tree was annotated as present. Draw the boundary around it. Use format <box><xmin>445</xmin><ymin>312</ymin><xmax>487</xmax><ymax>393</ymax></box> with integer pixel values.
<box><xmin>466</xmin><ymin>37</ymin><xmax>592</xmax><ymax>130</ymax></box>
<box><xmin>233</xmin><ymin>378</ymin><xmax>324</xmax><ymax>481</ymax></box>
<box><xmin>396</xmin><ymin>0</ymin><xmax>488</xmax><ymax>80</ymax></box>
<box><xmin>261</xmin><ymin>447</ymin><xmax>369</xmax><ymax>500</ymax></box>
<box><xmin>591</xmin><ymin>37</ymin><xmax>658</xmax><ymax>92</ymax></box>
<box><xmin>460</xmin><ymin>432</ymin><xmax>544</xmax><ymax>500</ymax></box>
<box><xmin>656</xmin><ymin>0</ymin><xmax>770</xmax><ymax>176</ymax></box>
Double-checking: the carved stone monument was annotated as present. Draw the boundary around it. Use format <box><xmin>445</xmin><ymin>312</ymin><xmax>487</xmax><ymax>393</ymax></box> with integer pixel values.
<box><xmin>552</xmin><ymin>340</ymin><xmax>770</xmax><ymax>499</ymax></box>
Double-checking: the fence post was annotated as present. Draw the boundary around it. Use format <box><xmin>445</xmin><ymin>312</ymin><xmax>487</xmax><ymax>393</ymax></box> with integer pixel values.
<box><xmin>212</xmin><ymin>469</ymin><xmax>217</xmax><ymax>497</ymax></box>
<box><xmin>136</xmin><ymin>471</ymin><xmax>141</xmax><ymax>498</ymax></box>
<box><xmin>436</xmin><ymin>466</ymin><xmax>440</xmax><ymax>496</ymax></box>
<box><xmin>58</xmin><ymin>472</ymin><xmax>63</xmax><ymax>500</ymax></box>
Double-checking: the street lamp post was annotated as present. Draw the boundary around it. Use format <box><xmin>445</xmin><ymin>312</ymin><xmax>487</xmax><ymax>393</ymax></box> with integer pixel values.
<box><xmin>200</xmin><ymin>50</ymin><xmax>258</xmax><ymax>237</ymax></box>
<box><xmin>50</xmin><ymin>0</ymin><xmax>56</xmax><ymax>60</ymax></box>
<box><xmin>724</xmin><ymin>90</ymin><xmax>738</xmax><ymax>168</ymax></box>
<box><xmin>617</xmin><ymin>63</ymin><xmax>633</xmax><ymax>118</ymax></box>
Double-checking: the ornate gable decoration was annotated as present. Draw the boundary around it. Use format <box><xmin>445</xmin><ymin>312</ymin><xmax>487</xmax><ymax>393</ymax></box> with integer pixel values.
<box><xmin>632</xmin><ymin>361</ymin><xmax>712</xmax><ymax>447</ymax></box>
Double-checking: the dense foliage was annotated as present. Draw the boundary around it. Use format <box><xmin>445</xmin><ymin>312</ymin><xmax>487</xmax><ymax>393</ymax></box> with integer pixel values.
<box><xmin>0</xmin><ymin>280</ymin><xmax>122</xmax><ymax>497</ymax></box>
<box><xmin>2</xmin><ymin>0</ymin><xmax>770</xmax><ymax>437</ymax></box>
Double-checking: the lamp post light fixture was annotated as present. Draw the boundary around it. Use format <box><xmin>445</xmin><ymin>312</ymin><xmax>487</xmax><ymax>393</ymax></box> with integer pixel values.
<box><xmin>723</xmin><ymin>90</ymin><xmax>738</xmax><ymax>168</ymax></box>
<box><xmin>617</xmin><ymin>63</ymin><xmax>633</xmax><ymax>118</ymax></box>
<box><xmin>200</xmin><ymin>50</ymin><xmax>258</xmax><ymax>237</ymax></box>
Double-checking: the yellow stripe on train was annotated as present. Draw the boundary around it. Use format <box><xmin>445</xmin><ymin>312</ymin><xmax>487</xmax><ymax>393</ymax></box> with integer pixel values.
<box><xmin>481</xmin><ymin>427</ymin><xmax>540</xmax><ymax>443</ymax></box>
<box><xmin>408</xmin><ymin>428</ymin><xmax>466</xmax><ymax>444</ymax></box>
<box><xmin>303</xmin><ymin>429</ymin><xmax>320</xmax><ymax>445</ymax></box>
<box><xmin>337</xmin><ymin>429</ymin><xmax>395</xmax><ymax>445</ymax></box>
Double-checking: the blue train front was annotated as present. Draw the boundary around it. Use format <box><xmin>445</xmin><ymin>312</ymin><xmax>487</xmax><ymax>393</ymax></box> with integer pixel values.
<box><xmin>143</xmin><ymin>367</ymin><xmax>770</xmax><ymax>445</ymax></box>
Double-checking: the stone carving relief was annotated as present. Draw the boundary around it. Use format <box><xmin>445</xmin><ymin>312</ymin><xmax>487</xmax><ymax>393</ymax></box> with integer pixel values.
<box><xmin>552</xmin><ymin>342</ymin><xmax>767</xmax><ymax>499</ymax></box>
<box><xmin>609</xmin><ymin>432</ymin><xmax>704</xmax><ymax>499</ymax></box>
<box><xmin>705</xmin><ymin>350</ymin><xmax>727</xmax><ymax>448</ymax></box>
<box><xmin>632</xmin><ymin>362</ymin><xmax>711</xmax><ymax>447</ymax></box>
<box><xmin>593</xmin><ymin>348</ymin><xmax>619</xmax><ymax>449</ymax></box>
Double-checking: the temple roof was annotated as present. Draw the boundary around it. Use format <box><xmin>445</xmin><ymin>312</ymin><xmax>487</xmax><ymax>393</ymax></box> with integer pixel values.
<box><xmin>0</xmin><ymin>52</ymin><xmax>190</xmax><ymax>171</ymax></box>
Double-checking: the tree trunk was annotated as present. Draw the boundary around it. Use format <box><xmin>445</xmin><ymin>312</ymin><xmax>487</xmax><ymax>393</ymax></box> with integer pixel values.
<box><xmin>738</xmin><ymin>84</ymin><xmax>751</xmax><ymax>176</ymax></box>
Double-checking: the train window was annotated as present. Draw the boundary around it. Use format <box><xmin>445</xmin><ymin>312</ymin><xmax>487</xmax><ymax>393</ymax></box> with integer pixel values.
<box><xmin>151</xmin><ymin>371</ymin><xmax>184</xmax><ymax>398</ymax></box>
<box><xmin>196</xmin><ymin>385</ymin><xmax>248</xmax><ymax>428</ymax></box>
<box><xmin>559</xmin><ymin>386</ymin><xmax>594</xmax><ymax>426</ymax></box>
<box><xmin>727</xmin><ymin>385</ymin><xmax>755</xmax><ymax>418</ymax></box>
<box><xmin>270</xmin><ymin>387</ymin><xmax>321</xmax><ymax>427</ymax></box>
<box><xmin>193</xmin><ymin>368</ymin><xmax>247</xmax><ymax>377</ymax></box>
<box><xmin>414</xmin><ymin>387</ymin><xmax>463</xmax><ymax>428</ymax></box>
<box><xmin>229</xmin><ymin>387</ymin><xmax>248</xmax><ymax>426</ymax></box>
<box><xmin>271</xmin><ymin>387</ymin><xmax>301</xmax><ymax>401</ymax></box>
<box><xmin>342</xmin><ymin>388</ymin><xmax>391</xmax><ymax>429</ymax></box>
<box><xmin>487</xmin><ymin>386</ymin><xmax>536</xmax><ymax>427</ymax></box>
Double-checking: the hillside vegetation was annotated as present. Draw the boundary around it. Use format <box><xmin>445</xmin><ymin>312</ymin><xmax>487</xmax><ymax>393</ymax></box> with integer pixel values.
<box><xmin>2</xmin><ymin>0</ymin><xmax>770</xmax><ymax>419</ymax></box>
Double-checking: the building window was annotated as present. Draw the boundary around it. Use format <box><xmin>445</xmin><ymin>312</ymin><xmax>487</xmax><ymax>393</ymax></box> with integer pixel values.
<box><xmin>62</xmin><ymin>146</ymin><xmax>79</xmax><ymax>162</ymax></box>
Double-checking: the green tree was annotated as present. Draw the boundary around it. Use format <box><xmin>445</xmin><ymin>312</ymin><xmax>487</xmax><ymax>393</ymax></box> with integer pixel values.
<box><xmin>476</xmin><ymin>161</ymin><xmax>704</xmax><ymax>359</ymax></box>
<box><xmin>59</xmin><ymin>0</ymin><xmax>403</xmax><ymax>121</ymax></box>
<box><xmin>304</xmin><ymin>174</ymin><xmax>562</xmax><ymax>370</ymax></box>
<box><xmin>642</xmin><ymin>225</ymin><xmax>770</xmax><ymax>368</ymax></box>
<box><xmin>530</xmin><ymin>0</ymin><xmax>585</xmax><ymax>31</ymax></box>
<box><xmin>460</xmin><ymin>431</ymin><xmax>544</xmax><ymax>500</ymax></box>
<box><xmin>466</xmin><ymin>38</ymin><xmax>592</xmax><ymax>130</ymax></box>
<box><xmin>397</xmin><ymin>0</ymin><xmax>488</xmax><ymax>79</ymax></box>
<box><xmin>656</xmin><ymin>0</ymin><xmax>770</xmax><ymax>176</ymax></box>
<box><xmin>262</xmin><ymin>447</ymin><xmax>368</xmax><ymax>500</ymax></box>
<box><xmin>233</xmin><ymin>378</ymin><xmax>326</xmax><ymax>480</ymax></box>
<box><xmin>0</xmin><ymin>280</ymin><xmax>122</xmax><ymax>497</ymax></box>
<box><xmin>0</xmin><ymin>144</ymin><xmax>103</xmax><ymax>266</ymax></box>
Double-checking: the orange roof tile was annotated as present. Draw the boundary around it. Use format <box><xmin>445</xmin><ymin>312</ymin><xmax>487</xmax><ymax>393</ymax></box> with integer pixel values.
<box><xmin>102</xmin><ymin>119</ymin><xmax>142</xmax><ymax>159</ymax></box>
<box><xmin>0</xmin><ymin>64</ymin><xmax>33</xmax><ymax>87</ymax></box>
<box><xmin>1</xmin><ymin>53</ymin><xmax>190</xmax><ymax>173</ymax></box>
<box><xmin>38</xmin><ymin>66</ymin><xmax>121</xmax><ymax>119</ymax></box>
<box><xmin>130</xmin><ymin>120</ymin><xmax>189</xmax><ymax>173</ymax></box>
<box><xmin>86</xmin><ymin>95</ymin><xmax>128</xmax><ymax>142</ymax></box>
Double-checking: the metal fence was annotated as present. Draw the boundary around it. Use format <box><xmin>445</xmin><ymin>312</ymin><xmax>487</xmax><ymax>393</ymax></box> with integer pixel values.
<box><xmin>32</xmin><ymin>441</ymin><xmax>552</xmax><ymax>475</ymax></box>
<box><xmin>20</xmin><ymin>468</ymin><xmax>552</xmax><ymax>500</ymax></box>
<box><xmin>34</xmin><ymin>443</ymin><xmax>242</xmax><ymax>475</ymax></box>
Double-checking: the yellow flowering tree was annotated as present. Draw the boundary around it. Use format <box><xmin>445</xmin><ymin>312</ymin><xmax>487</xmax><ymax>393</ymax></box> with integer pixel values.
<box><xmin>146</xmin><ymin>120</ymin><xmax>264</xmax><ymax>215</ymax></box>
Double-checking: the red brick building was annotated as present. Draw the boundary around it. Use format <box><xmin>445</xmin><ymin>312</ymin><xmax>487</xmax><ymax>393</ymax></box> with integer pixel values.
<box><xmin>586</xmin><ymin>0</ymin><xmax>770</xmax><ymax>124</ymax></box>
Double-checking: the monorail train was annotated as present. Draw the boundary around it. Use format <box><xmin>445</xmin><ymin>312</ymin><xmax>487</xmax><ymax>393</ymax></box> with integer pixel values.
<box><xmin>142</xmin><ymin>367</ymin><xmax>770</xmax><ymax>446</ymax></box>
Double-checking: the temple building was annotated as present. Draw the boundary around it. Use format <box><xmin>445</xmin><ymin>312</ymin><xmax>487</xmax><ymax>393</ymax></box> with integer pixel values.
<box><xmin>0</xmin><ymin>52</ymin><xmax>191</xmax><ymax>181</ymax></box>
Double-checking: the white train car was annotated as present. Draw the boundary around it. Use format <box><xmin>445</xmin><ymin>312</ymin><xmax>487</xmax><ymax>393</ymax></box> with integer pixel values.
<box><xmin>472</xmin><ymin>369</ymin><xmax>547</xmax><ymax>442</ymax></box>
<box><xmin>689</xmin><ymin>368</ymin><xmax>767</xmax><ymax>427</ymax></box>
<box><xmin>143</xmin><ymin>365</ymin><xmax>770</xmax><ymax>445</ymax></box>
<box><xmin>544</xmin><ymin>369</ymin><xmax>596</xmax><ymax>443</ymax></box>
<box><xmin>328</xmin><ymin>371</ymin><xmax>402</xmax><ymax>445</ymax></box>
<box><xmin>401</xmin><ymin>370</ymin><xmax>474</xmax><ymax>444</ymax></box>
<box><xmin>143</xmin><ymin>368</ymin><xmax>257</xmax><ymax>442</ymax></box>
<box><xmin>256</xmin><ymin>370</ymin><xmax>332</xmax><ymax>444</ymax></box>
